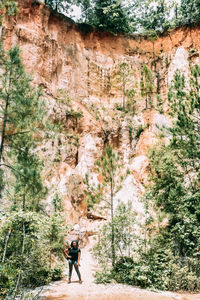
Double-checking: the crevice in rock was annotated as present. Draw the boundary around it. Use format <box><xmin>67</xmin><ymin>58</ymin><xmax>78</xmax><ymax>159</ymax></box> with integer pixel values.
<box><xmin>87</xmin><ymin>212</ymin><xmax>107</xmax><ymax>221</ymax></box>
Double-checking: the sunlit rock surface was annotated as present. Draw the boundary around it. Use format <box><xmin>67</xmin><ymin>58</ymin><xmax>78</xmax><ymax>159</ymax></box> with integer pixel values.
<box><xmin>3</xmin><ymin>0</ymin><xmax>197</xmax><ymax>230</ymax></box>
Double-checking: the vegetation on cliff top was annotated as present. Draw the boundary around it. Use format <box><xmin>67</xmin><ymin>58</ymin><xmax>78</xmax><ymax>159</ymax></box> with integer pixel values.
<box><xmin>44</xmin><ymin>0</ymin><xmax>200</xmax><ymax>35</ymax></box>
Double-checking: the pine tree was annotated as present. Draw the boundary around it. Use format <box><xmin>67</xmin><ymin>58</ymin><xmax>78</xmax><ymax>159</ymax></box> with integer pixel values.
<box><xmin>0</xmin><ymin>0</ymin><xmax>18</xmax><ymax>22</ymax></box>
<box><xmin>114</xmin><ymin>62</ymin><xmax>135</xmax><ymax>110</ymax></box>
<box><xmin>179</xmin><ymin>0</ymin><xmax>200</xmax><ymax>25</ymax></box>
<box><xmin>44</xmin><ymin>0</ymin><xmax>73</xmax><ymax>13</ymax></box>
<box><xmin>149</xmin><ymin>65</ymin><xmax>200</xmax><ymax>257</ymax></box>
<box><xmin>140</xmin><ymin>65</ymin><xmax>154</xmax><ymax>109</ymax></box>
<box><xmin>0</xmin><ymin>46</ymin><xmax>43</xmax><ymax>191</ymax></box>
<box><xmin>10</xmin><ymin>133</ymin><xmax>45</xmax><ymax>211</ymax></box>
<box><xmin>125</xmin><ymin>67</ymin><xmax>200</xmax><ymax>291</ymax></box>
<box><xmin>93</xmin><ymin>0</ymin><xmax>130</xmax><ymax>34</ymax></box>
<box><xmin>0</xmin><ymin>46</ymin><xmax>47</xmax><ymax>297</ymax></box>
<box><xmin>93</xmin><ymin>202</ymin><xmax>138</xmax><ymax>268</ymax></box>
<box><xmin>0</xmin><ymin>8</ymin><xmax>67</xmax><ymax>298</ymax></box>
<box><xmin>84</xmin><ymin>144</ymin><xmax>127</xmax><ymax>266</ymax></box>
<box><xmin>76</xmin><ymin>0</ymin><xmax>93</xmax><ymax>22</ymax></box>
<box><xmin>142</xmin><ymin>0</ymin><xmax>170</xmax><ymax>33</ymax></box>
<box><xmin>128</xmin><ymin>0</ymin><xmax>171</xmax><ymax>34</ymax></box>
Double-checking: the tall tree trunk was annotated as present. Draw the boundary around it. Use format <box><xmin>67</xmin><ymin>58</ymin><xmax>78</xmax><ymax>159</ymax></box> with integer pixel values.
<box><xmin>128</xmin><ymin>208</ymin><xmax>131</xmax><ymax>257</ymax></box>
<box><xmin>2</xmin><ymin>228</ymin><xmax>12</xmax><ymax>263</ymax></box>
<box><xmin>123</xmin><ymin>78</ymin><xmax>125</xmax><ymax>109</ymax></box>
<box><xmin>12</xmin><ymin>193</ymin><xmax>26</xmax><ymax>299</ymax></box>
<box><xmin>12</xmin><ymin>221</ymin><xmax>25</xmax><ymax>300</ymax></box>
<box><xmin>0</xmin><ymin>65</ymin><xmax>12</xmax><ymax>163</ymax></box>
<box><xmin>110</xmin><ymin>177</ymin><xmax>115</xmax><ymax>267</ymax></box>
<box><xmin>152</xmin><ymin>41</ymin><xmax>156</xmax><ymax>73</ymax></box>
<box><xmin>0</xmin><ymin>95</ymin><xmax>9</xmax><ymax>163</ymax></box>
<box><xmin>23</xmin><ymin>193</ymin><xmax>25</xmax><ymax>211</ymax></box>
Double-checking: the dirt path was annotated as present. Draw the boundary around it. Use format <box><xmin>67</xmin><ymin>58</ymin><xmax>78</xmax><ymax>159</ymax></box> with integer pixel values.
<box><xmin>41</xmin><ymin>240</ymin><xmax>200</xmax><ymax>300</ymax></box>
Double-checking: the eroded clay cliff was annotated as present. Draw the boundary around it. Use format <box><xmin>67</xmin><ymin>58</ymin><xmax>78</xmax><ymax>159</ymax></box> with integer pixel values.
<box><xmin>2</xmin><ymin>0</ymin><xmax>200</xmax><ymax>239</ymax></box>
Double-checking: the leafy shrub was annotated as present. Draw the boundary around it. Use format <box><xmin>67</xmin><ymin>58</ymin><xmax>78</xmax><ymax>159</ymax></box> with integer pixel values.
<box><xmin>113</xmin><ymin>257</ymin><xmax>134</xmax><ymax>285</ymax></box>
<box><xmin>51</xmin><ymin>266</ymin><xmax>63</xmax><ymax>281</ymax></box>
<box><xmin>135</xmin><ymin>125</ymin><xmax>144</xmax><ymax>138</ymax></box>
<box><xmin>95</xmin><ymin>270</ymin><xmax>113</xmax><ymax>284</ymax></box>
<box><xmin>110</xmin><ymin>237</ymin><xmax>200</xmax><ymax>291</ymax></box>
<box><xmin>0</xmin><ymin>211</ymin><xmax>66</xmax><ymax>297</ymax></box>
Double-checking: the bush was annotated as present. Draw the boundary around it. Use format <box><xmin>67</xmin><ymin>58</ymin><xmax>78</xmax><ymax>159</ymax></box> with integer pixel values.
<box><xmin>110</xmin><ymin>240</ymin><xmax>200</xmax><ymax>291</ymax></box>
<box><xmin>113</xmin><ymin>257</ymin><xmax>134</xmax><ymax>285</ymax></box>
<box><xmin>51</xmin><ymin>266</ymin><xmax>63</xmax><ymax>281</ymax></box>
<box><xmin>95</xmin><ymin>270</ymin><xmax>113</xmax><ymax>284</ymax></box>
<box><xmin>0</xmin><ymin>211</ymin><xmax>66</xmax><ymax>297</ymax></box>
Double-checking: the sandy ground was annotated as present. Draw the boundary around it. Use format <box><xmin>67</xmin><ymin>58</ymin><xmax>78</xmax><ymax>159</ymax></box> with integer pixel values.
<box><xmin>41</xmin><ymin>240</ymin><xmax>200</xmax><ymax>300</ymax></box>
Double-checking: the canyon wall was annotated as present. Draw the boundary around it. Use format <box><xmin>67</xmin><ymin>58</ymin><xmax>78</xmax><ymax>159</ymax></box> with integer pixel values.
<box><xmin>2</xmin><ymin>0</ymin><xmax>200</xmax><ymax>239</ymax></box>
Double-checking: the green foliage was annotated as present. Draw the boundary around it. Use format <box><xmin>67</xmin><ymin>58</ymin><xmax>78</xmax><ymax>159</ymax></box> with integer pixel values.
<box><xmin>78</xmin><ymin>22</ymin><xmax>93</xmax><ymax>34</ymax></box>
<box><xmin>168</xmin><ymin>67</ymin><xmax>200</xmax><ymax>177</ymax></box>
<box><xmin>53</xmin><ymin>193</ymin><xmax>63</xmax><ymax>212</ymax></box>
<box><xmin>0</xmin><ymin>0</ymin><xmax>18</xmax><ymax>26</ymax></box>
<box><xmin>50</xmin><ymin>265</ymin><xmax>63</xmax><ymax>281</ymax></box>
<box><xmin>0</xmin><ymin>48</ymin><xmax>45</xmax><ymax>214</ymax></box>
<box><xmin>178</xmin><ymin>0</ymin><xmax>200</xmax><ymax>25</ymax></box>
<box><xmin>94</xmin><ymin>66</ymin><xmax>200</xmax><ymax>292</ymax></box>
<box><xmin>126</xmin><ymin>239</ymin><xmax>200</xmax><ymax>291</ymax></box>
<box><xmin>142</xmin><ymin>65</ymin><xmax>200</xmax><ymax>290</ymax></box>
<box><xmin>92</xmin><ymin>0</ymin><xmax>130</xmax><ymax>34</ymax></box>
<box><xmin>96</xmin><ymin>208</ymin><xmax>200</xmax><ymax>291</ymax></box>
<box><xmin>0</xmin><ymin>211</ymin><xmax>65</xmax><ymax>296</ymax></box>
<box><xmin>56</xmin><ymin>89</ymin><xmax>83</xmax><ymax>120</ymax></box>
<box><xmin>112</xmin><ymin>256</ymin><xmax>134</xmax><ymax>285</ymax></box>
<box><xmin>44</xmin><ymin>0</ymin><xmax>72</xmax><ymax>13</ymax></box>
<box><xmin>44</xmin><ymin>0</ymin><xmax>200</xmax><ymax>36</ymax></box>
<box><xmin>126</xmin><ymin>89</ymin><xmax>136</xmax><ymax>113</ymax></box>
<box><xmin>129</xmin><ymin>0</ymin><xmax>200</xmax><ymax>34</ymax></box>
<box><xmin>149</xmin><ymin>145</ymin><xmax>185</xmax><ymax>213</ymax></box>
<box><xmin>84</xmin><ymin>144</ymin><xmax>123</xmax><ymax>211</ymax></box>
<box><xmin>113</xmin><ymin>63</ymin><xmax>135</xmax><ymax>110</ymax></box>
<box><xmin>83</xmin><ymin>173</ymin><xmax>101</xmax><ymax>209</ymax></box>
<box><xmin>0</xmin><ymin>169</ymin><xmax>5</xmax><ymax>198</ymax></box>
<box><xmin>135</xmin><ymin>124</ymin><xmax>145</xmax><ymax>139</ymax></box>
<box><xmin>45</xmin><ymin>212</ymin><xmax>66</xmax><ymax>258</ymax></box>
<box><xmin>65</xmin><ymin>108</ymin><xmax>83</xmax><ymax>119</ymax></box>
<box><xmin>85</xmin><ymin>145</ymin><xmax>127</xmax><ymax>266</ymax></box>
<box><xmin>127</xmin><ymin>120</ymin><xmax>134</xmax><ymax>145</ymax></box>
<box><xmin>93</xmin><ymin>202</ymin><xmax>138</xmax><ymax>267</ymax></box>
<box><xmin>137</xmin><ymin>0</ymin><xmax>170</xmax><ymax>34</ymax></box>
<box><xmin>156</xmin><ymin>95</ymin><xmax>163</xmax><ymax>113</ymax></box>
<box><xmin>0</xmin><ymin>46</ymin><xmax>44</xmax><ymax>160</ymax></box>
<box><xmin>10</xmin><ymin>136</ymin><xmax>45</xmax><ymax>212</ymax></box>
<box><xmin>0</xmin><ymin>46</ymin><xmax>68</xmax><ymax>298</ymax></box>
<box><xmin>148</xmin><ymin>68</ymin><xmax>200</xmax><ymax>259</ymax></box>
<box><xmin>140</xmin><ymin>65</ymin><xmax>154</xmax><ymax>109</ymax></box>
<box><xmin>94</xmin><ymin>269</ymin><xmax>113</xmax><ymax>284</ymax></box>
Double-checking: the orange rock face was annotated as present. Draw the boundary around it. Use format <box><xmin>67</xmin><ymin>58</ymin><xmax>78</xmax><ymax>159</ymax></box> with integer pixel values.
<box><xmin>2</xmin><ymin>0</ymin><xmax>200</xmax><ymax>225</ymax></box>
<box><xmin>3</xmin><ymin>0</ymin><xmax>200</xmax><ymax>100</ymax></box>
